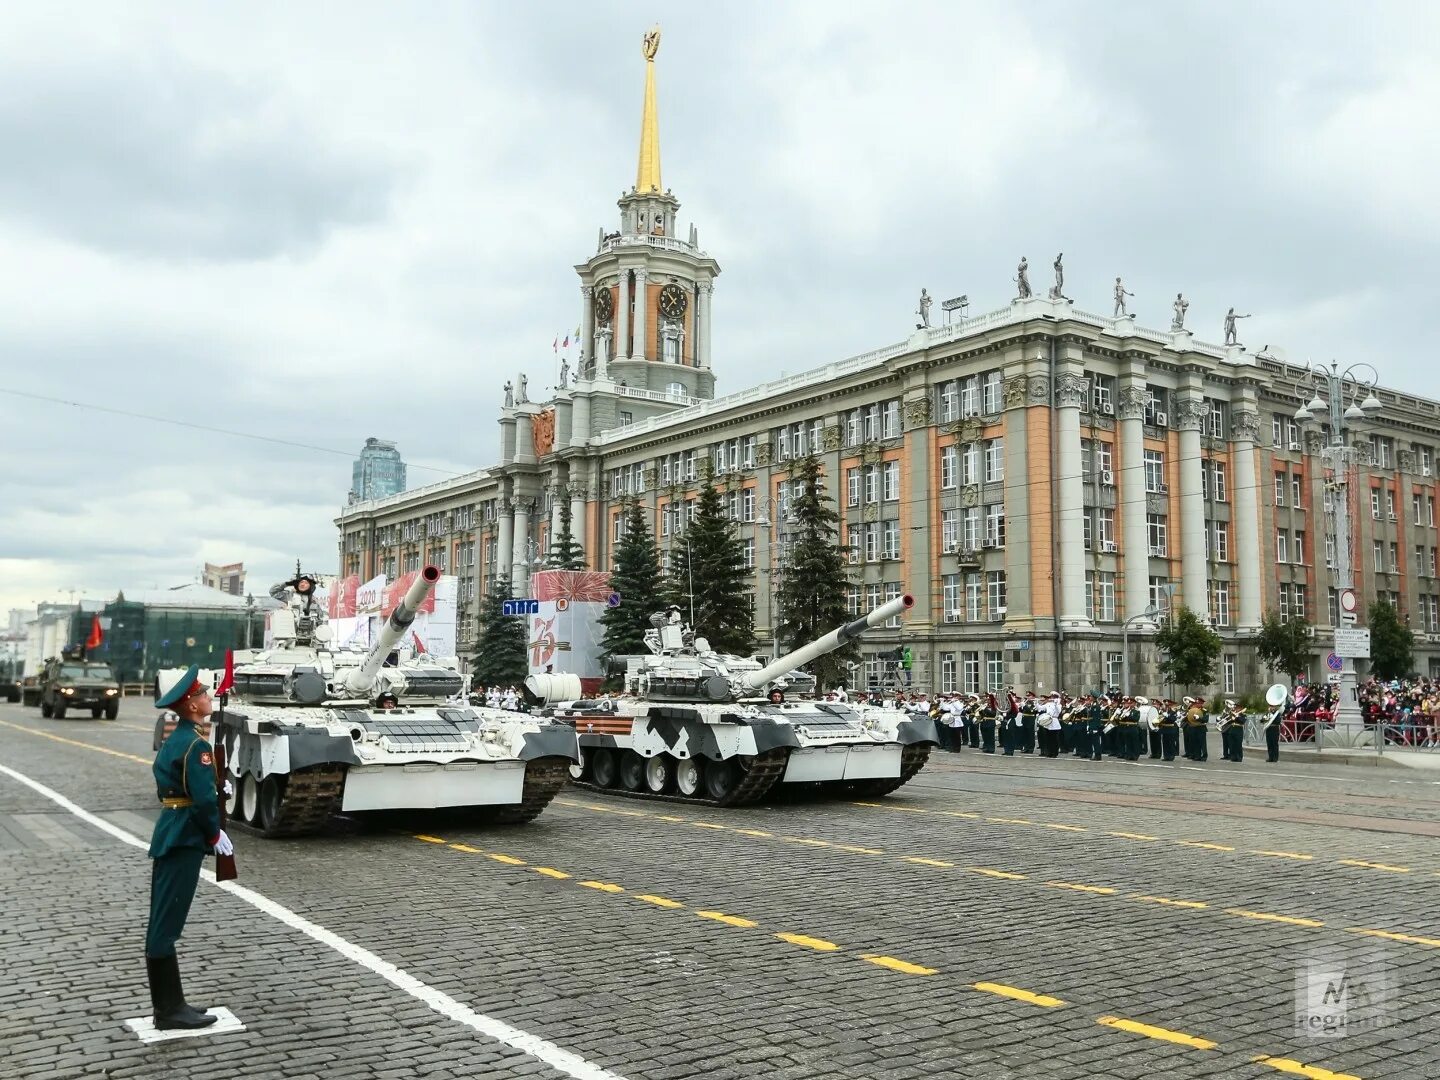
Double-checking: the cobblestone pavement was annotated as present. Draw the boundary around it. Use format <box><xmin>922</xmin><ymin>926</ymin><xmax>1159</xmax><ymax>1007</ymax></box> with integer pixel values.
<box><xmin>1</xmin><ymin>699</ymin><xmax>1435</xmax><ymax>1079</ymax></box>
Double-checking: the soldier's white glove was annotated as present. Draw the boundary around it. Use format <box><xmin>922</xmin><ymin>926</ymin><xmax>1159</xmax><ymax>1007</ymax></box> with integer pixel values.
<box><xmin>214</xmin><ymin>830</ymin><xmax>234</xmax><ymax>856</ymax></box>
<box><xmin>223</xmin><ymin>780</ymin><xmax>234</xmax><ymax>797</ymax></box>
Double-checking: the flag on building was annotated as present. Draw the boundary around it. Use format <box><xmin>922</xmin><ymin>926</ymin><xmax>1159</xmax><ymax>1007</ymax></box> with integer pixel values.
<box><xmin>84</xmin><ymin>615</ymin><xmax>103</xmax><ymax>651</ymax></box>
<box><xmin>552</xmin><ymin>336</ymin><xmax>558</xmax><ymax>353</ymax></box>
<box><xmin>562</xmin><ymin>334</ymin><xmax>569</xmax><ymax>349</ymax></box>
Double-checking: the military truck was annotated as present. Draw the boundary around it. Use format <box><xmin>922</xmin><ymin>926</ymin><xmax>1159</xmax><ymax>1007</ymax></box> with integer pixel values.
<box><xmin>26</xmin><ymin>651</ymin><xmax>121</xmax><ymax>719</ymax></box>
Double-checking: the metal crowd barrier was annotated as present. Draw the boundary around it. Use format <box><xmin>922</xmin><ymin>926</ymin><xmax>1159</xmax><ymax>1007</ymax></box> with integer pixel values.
<box><xmin>1243</xmin><ymin>714</ymin><xmax>1440</xmax><ymax>753</ymax></box>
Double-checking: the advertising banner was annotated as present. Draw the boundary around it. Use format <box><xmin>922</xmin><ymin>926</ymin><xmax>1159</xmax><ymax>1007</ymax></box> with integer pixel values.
<box><xmin>529</xmin><ymin>569</ymin><xmax>612</xmax><ymax>694</ymax></box>
<box><xmin>328</xmin><ymin>575</ymin><xmax>360</xmax><ymax>620</ymax></box>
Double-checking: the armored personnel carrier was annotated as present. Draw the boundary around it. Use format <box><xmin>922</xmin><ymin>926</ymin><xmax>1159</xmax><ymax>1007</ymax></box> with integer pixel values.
<box><xmin>216</xmin><ymin>565</ymin><xmax>579</xmax><ymax>837</ymax></box>
<box><xmin>532</xmin><ymin>594</ymin><xmax>938</xmax><ymax>806</ymax></box>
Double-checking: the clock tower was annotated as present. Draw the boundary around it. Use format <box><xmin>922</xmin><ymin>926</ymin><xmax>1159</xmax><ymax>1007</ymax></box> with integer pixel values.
<box><xmin>575</xmin><ymin>26</ymin><xmax>719</xmax><ymax>403</ymax></box>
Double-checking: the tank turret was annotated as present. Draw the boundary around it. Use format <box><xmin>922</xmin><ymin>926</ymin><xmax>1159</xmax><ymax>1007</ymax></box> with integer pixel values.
<box><xmin>622</xmin><ymin>594</ymin><xmax>913</xmax><ymax>703</ymax></box>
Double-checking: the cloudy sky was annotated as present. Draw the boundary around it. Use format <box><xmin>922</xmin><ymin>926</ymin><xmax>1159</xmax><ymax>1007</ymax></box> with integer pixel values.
<box><xmin>2</xmin><ymin>1</ymin><xmax>1437</xmax><ymax>616</ymax></box>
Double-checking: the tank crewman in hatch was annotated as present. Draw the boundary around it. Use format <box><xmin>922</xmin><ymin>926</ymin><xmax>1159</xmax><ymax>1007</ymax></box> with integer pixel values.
<box><xmin>145</xmin><ymin>664</ymin><xmax>233</xmax><ymax>1030</ymax></box>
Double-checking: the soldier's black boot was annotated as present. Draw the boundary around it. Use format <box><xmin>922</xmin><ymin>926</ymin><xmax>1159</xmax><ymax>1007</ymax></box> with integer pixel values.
<box><xmin>149</xmin><ymin>955</ymin><xmax>216</xmax><ymax>1030</ymax></box>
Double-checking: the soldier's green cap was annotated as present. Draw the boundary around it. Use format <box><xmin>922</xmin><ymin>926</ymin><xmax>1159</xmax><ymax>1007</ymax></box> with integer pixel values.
<box><xmin>155</xmin><ymin>665</ymin><xmax>202</xmax><ymax>709</ymax></box>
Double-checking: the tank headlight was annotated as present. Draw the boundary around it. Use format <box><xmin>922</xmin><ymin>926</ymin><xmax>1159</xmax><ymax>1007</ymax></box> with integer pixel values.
<box><xmin>60</xmin><ymin>687</ymin><xmax>75</xmax><ymax>695</ymax></box>
<box><xmin>105</xmin><ymin>689</ymin><xmax>118</xmax><ymax>696</ymax></box>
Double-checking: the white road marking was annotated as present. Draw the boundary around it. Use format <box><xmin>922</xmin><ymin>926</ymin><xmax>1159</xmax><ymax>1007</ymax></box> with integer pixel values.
<box><xmin>125</xmin><ymin>1007</ymin><xmax>246</xmax><ymax>1042</ymax></box>
<box><xmin>0</xmin><ymin>762</ymin><xmax>630</xmax><ymax>1080</ymax></box>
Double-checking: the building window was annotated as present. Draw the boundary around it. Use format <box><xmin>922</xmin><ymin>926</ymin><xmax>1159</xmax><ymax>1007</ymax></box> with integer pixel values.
<box><xmin>1292</xmin><ymin>475</ymin><xmax>1303</xmax><ymax>508</ymax></box>
<box><xmin>962</xmin><ymin>652</ymin><xmax>980</xmax><ymax>695</ymax></box>
<box><xmin>960</xmin><ymin>376</ymin><xmax>979</xmax><ymax>417</ymax></box>
<box><xmin>1207</xmin><ymin>400</ymin><xmax>1225</xmax><ymax>438</ymax></box>
<box><xmin>984</xmin><ymin>651</ymin><xmax>1006</xmax><ymax>691</ymax></box>
<box><xmin>1147</xmin><ymin>514</ymin><xmax>1168</xmax><ymax>557</ymax></box>
<box><xmin>984</xmin><ymin>505</ymin><xmax>1006</xmax><ymax>547</ymax></box>
<box><xmin>1294</xmin><ymin>531</ymin><xmax>1306</xmax><ymax>565</ymax></box>
<box><xmin>1275</xmin><ymin>473</ymin><xmax>1287</xmax><ymax>506</ymax></box>
<box><xmin>939</xmin><ymin>652</ymin><xmax>957</xmax><ymax>694</ymax></box>
<box><xmin>1213</xmin><ymin>522</ymin><xmax>1229</xmax><ymax>562</ymax></box>
<box><xmin>982</xmin><ymin>371</ymin><xmax>1003</xmax><ymax>415</ymax></box>
<box><xmin>864</xmin><ymin>466</ymin><xmax>879</xmax><ymax>504</ymax></box>
<box><xmin>1389</xmin><ymin>542</ymin><xmax>1399</xmax><ymax>573</ymax></box>
<box><xmin>1149</xmin><ymin>576</ymin><xmax>1170</xmax><ymax>612</ymax></box>
<box><xmin>942</xmin><ymin>509</ymin><xmax>960</xmax><ymax>554</ymax></box>
<box><xmin>966</xmin><ymin>573</ymin><xmax>984</xmax><ymax>621</ymax></box>
<box><xmin>847</xmin><ymin>469</ymin><xmax>861</xmax><ymax>507</ymax></box>
<box><xmin>1092</xmin><ymin>376</ymin><xmax>1113</xmax><ymax>415</ymax></box>
<box><xmin>987</xmin><ymin>571</ymin><xmax>1007</xmax><ymax>617</ymax></box>
<box><xmin>940</xmin><ymin>445</ymin><xmax>957</xmax><ymax>490</ymax></box>
<box><xmin>943</xmin><ymin>574</ymin><xmax>961</xmax><ymax>622</ymax></box>
<box><xmin>1371</xmin><ymin>487</ymin><xmax>1382</xmax><ymax>519</ymax></box>
<box><xmin>1276</xmin><ymin>532</ymin><xmax>1288</xmax><ymax>563</ymax></box>
<box><xmin>1144</xmin><ymin>451</ymin><xmax>1166</xmax><ymax>493</ymax></box>
<box><xmin>984</xmin><ymin>438</ymin><xmax>1005</xmax><ymax>483</ymax></box>
<box><xmin>863</xmin><ymin>523</ymin><xmax>880</xmax><ymax>562</ymax></box>
<box><xmin>881</xmin><ymin>520</ymin><xmax>900</xmax><ymax>560</ymax></box>
<box><xmin>882</xmin><ymin>400</ymin><xmax>901</xmax><ymax>439</ymax></box>
<box><xmin>882</xmin><ymin>460</ymin><xmax>900</xmax><ymax>502</ymax></box>
<box><xmin>938</xmin><ymin>381</ymin><xmax>958</xmax><ymax>423</ymax></box>
<box><xmin>1105</xmin><ymin>652</ymin><xmax>1123</xmax><ymax>689</ymax></box>
<box><xmin>619</xmin><ymin>411</ymin><xmax>633</xmax><ymax>426</ymax></box>
<box><xmin>1088</xmin><ymin>571</ymin><xmax>1116</xmax><ymax>621</ymax></box>
<box><xmin>1386</xmin><ymin>490</ymin><xmax>1396</xmax><ymax>520</ymax></box>
<box><xmin>742</xmin><ymin>538</ymin><xmax>756</xmax><ymax>569</ymax></box>
<box><xmin>1372</xmin><ymin>540</ymin><xmax>1382</xmax><ymax>572</ymax></box>
<box><xmin>961</xmin><ymin>442</ymin><xmax>980</xmax><ymax>485</ymax></box>
<box><xmin>963</xmin><ymin>508</ymin><xmax>981</xmax><ymax>549</ymax></box>
<box><xmin>846</xmin><ymin>409</ymin><xmax>863</xmax><ymax>446</ymax></box>
<box><xmin>1223</xmin><ymin>656</ymin><xmax>1236</xmax><ymax>695</ymax></box>
<box><xmin>1210</xmin><ymin>581</ymin><xmax>1230</xmax><ymax>627</ymax></box>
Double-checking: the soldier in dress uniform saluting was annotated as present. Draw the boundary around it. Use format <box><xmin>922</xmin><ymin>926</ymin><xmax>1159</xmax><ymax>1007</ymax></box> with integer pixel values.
<box><xmin>144</xmin><ymin>665</ymin><xmax>233</xmax><ymax>1030</ymax></box>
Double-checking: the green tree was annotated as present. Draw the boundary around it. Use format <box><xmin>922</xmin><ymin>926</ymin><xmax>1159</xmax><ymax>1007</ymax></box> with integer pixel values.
<box><xmin>1254</xmin><ymin>609</ymin><xmax>1313</xmax><ymax>679</ymax></box>
<box><xmin>1367</xmin><ymin>599</ymin><xmax>1414</xmax><ymax>681</ymax></box>
<box><xmin>774</xmin><ymin>456</ymin><xmax>855</xmax><ymax>690</ymax></box>
<box><xmin>471</xmin><ymin>588</ymin><xmax>528</xmax><ymax>688</ymax></box>
<box><xmin>1154</xmin><ymin>604</ymin><xmax>1223</xmax><ymax>689</ymax></box>
<box><xmin>546</xmin><ymin>497</ymin><xmax>587</xmax><ymax>570</ymax></box>
<box><xmin>599</xmin><ymin>499</ymin><xmax>663</xmax><ymax>663</ymax></box>
<box><xmin>668</xmin><ymin>472</ymin><xmax>754</xmax><ymax>656</ymax></box>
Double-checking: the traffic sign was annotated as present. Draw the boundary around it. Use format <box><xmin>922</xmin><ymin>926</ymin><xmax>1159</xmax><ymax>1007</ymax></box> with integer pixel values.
<box><xmin>1333</xmin><ymin>627</ymin><xmax>1371</xmax><ymax>659</ymax></box>
<box><xmin>606</xmin><ymin>592</ymin><xmax>623</xmax><ymax>608</ymax></box>
<box><xmin>1325</xmin><ymin>652</ymin><xmax>1343</xmax><ymax>672</ymax></box>
<box><xmin>502</xmin><ymin>598</ymin><xmax>540</xmax><ymax>616</ymax></box>
<box><xmin>1339</xmin><ymin>589</ymin><xmax>1358</xmax><ymax>614</ymax></box>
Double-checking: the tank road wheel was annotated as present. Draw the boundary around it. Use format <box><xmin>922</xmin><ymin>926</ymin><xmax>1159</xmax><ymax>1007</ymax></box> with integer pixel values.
<box><xmin>618</xmin><ymin>751</ymin><xmax>646</xmax><ymax>792</ymax></box>
<box><xmin>257</xmin><ymin>775</ymin><xmax>287</xmax><ymax>833</ymax></box>
<box><xmin>704</xmin><ymin>759</ymin><xmax>741</xmax><ymax>802</ymax></box>
<box><xmin>644</xmin><ymin>755</ymin><xmax>675</xmax><ymax>794</ymax></box>
<box><xmin>590</xmin><ymin>748</ymin><xmax>618</xmax><ymax>788</ymax></box>
<box><xmin>240</xmin><ymin>774</ymin><xmax>260</xmax><ymax>824</ymax></box>
<box><xmin>40</xmin><ymin>701</ymin><xmax>53</xmax><ymax>718</ymax></box>
<box><xmin>675</xmin><ymin>757</ymin><xmax>703</xmax><ymax>797</ymax></box>
<box><xmin>225</xmin><ymin>773</ymin><xmax>242</xmax><ymax>818</ymax></box>
<box><xmin>104</xmin><ymin>701</ymin><xmax>119</xmax><ymax>720</ymax></box>
<box><xmin>90</xmin><ymin>707</ymin><xmax>102</xmax><ymax>719</ymax></box>
<box><xmin>568</xmin><ymin>749</ymin><xmax>587</xmax><ymax>782</ymax></box>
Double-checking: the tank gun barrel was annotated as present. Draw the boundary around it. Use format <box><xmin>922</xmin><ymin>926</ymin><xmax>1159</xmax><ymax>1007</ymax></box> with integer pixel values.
<box><xmin>739</xmin><ymin>593</ymin><xmax>914</xmax><ymax>692</ymax></box>
<box><xmin>344</xmin><ymin>566</ymin><xmax>440</xmax><ymax>694</ymax></box>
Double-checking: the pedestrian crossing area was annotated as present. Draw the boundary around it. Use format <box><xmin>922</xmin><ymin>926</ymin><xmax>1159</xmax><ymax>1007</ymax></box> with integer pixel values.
<box><xmin>0</xmin><ymin>809</ymin><xmax>154</xmax><ymax>851</ymax></box>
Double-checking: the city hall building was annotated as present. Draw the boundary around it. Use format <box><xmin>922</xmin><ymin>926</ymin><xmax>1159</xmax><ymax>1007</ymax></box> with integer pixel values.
<box><xmin>336</xmin><ymin>38</ymin><xmax>1440</xmax><ymax>698</ymax></box>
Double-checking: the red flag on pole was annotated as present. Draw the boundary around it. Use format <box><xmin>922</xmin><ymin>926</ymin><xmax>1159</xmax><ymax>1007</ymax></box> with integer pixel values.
<box><xmin>411</xmin><ymin>630</ymin><xmax>427</xmax><ymax>656</ymax></box>
<box><xmin>552</xmin><ymin>336</ymin><xmax>558</xmax><ymax>353</ymax></box>
<box><xmin>214</xmin><ymin>649</ymin><xmax>235</xmax><ymax>696</ymax></box>
<box><xmin>84</xmin><ymin>615</ymin><xmax>103</xmax><ymax>651</ymax></box>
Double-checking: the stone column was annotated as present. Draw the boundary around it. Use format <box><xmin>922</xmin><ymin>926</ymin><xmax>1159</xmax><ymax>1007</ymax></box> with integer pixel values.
<box><xmin>498</xmin><ymin>415</ymin><xmax>517</xmax><ymax>466</ymax></box>
<box><xmin>569</xmin><ymin>486</ymin><xmax>588</xmax><ymax>561</ymax></box>
<box><xmin>631</xmin><ymin>268</ymin><xmax>648</xmax><ymax>361</ymax></box>
<box><xmin>616</xmin><ymin>272</ymin><xmax>631</xmax><ymax>362</ymax></box>
<box><xmin>550</xmin><ymin>481</ymin><xmax>564</xmax><ymax>540</ymax></box>
<box><xmin>511</xmin><ymin>499</ymin><xmax>532</xmax><ymax>595</ymax></box>
<box><xmin>1002</xmin><ymin>371</ymin><xmax>1033</xmax><ymax>624</ymax></box>
<box><xmin>514</xmin><ymin>412</ymin><xmax>536</xmax><ymax>465</ymax></box>
<box><xmin>496</xmin><ymin>500</ymin><xmax>514</xmax><ymax>593</ymax></box>
<box><xmin>1117</xmin><ymin>381</ymin><xmax>1150</xmax><ymax>619</ymax></box>
<box><xmin>580</xmin><ymin>286</ymin><xmax>595</xmax><ymax>372</ymax></box>
<box><xmin>570</xmin><ymin>394</ymin><xmax>591</xmax><ymax>449</ymax></box>
<box><xmin>1231</xmin><ymin>405</ymin><xmax>1264</xmax><ymax>630</ymax></box>
<box><xmin>1055</xmin><ymin>370</ymin><xmax>1092</xmax><ymax>626</ymax></box>
<box><xmin>1175</xmin><ymin>391</ymin><xmax>1209</xmax><ymax>616</ymax></box>
<box><xmin>698</xmin><ymin>282</ymin><xmax>713</xmax><ymax>368</ymax></box>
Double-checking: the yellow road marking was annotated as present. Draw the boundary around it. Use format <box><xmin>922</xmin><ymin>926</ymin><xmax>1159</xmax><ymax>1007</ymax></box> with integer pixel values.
<box><xmin>1035</xmin><ymin>823</ymin><xmax>1087</xmax><ymax>832</ymax></box>
<box><xmin>1225</xmin><ymin>909</ymin><xmax>1324</xmax><ymax>928</ymax></box>
<box><xmin>0</xmin><ymin>718</ymin><xmax>151</xmax><ymax>765</ymax></box>
<box><xmin>487</xmin><ymin>853</ymin><xmax>526</xmax><ymax>865</ymax></box>
<box><xmin>690</xmin><ymin>822</ymin><xmax>728</xmax><ymax>830</ymax></box>
<box><xmin>942</xmin><ymin>810</ymin><xmax>981</xmax><ymax>819</ymax></box>
<box><xmin>834</xmin><ymin>844</ymin><xmax>885</xmax><ymax>855</ymax></box>
<box><xmin>971</xmin><ymin>982</ymin><xmax>1065</xmax><ymax>1007</ymax></box>
<box><xmin>966</xmin><ymin>867</ymin><xmax>1027</xmax><ymax>880</ymax></box>
<box><xmin>735</xmin><ymin>828</ymin><xmax>772</xmax><ymax>837</ymax></box>
<box><xmin>1251</xmin><ymin>1054</ymin><xmax>1362</xmax><ymax>1080</ymax></box>
<box><xmin>854</xmin><ymin>801</ymin><xmax>925</xmax><ymax>812</ymax></box>
<box><xmin>696</xmin><ymin>910</ymin><xmax>757</xmax><ymax>928</ymax></box>
<box><xmin>448</xmin><ymin>843</ymin><xmax>482</xmax><ymax>854</ymax></box>
<box><xmin>904</xmin><ymin>857</ymin><xmax>955</xmax><ymax>868</ymax></box>
<box><xmin>776</xmin><ymin>932</ymin><xmax>841</xmax><ymax>952</ymax></box>
<box><xmin>634</xmin><ymin>894</ymin><xmax>684</xmax><ymax>909</ymax></box>
<box><xmin>1096</xmin><ymin>1015</ymin><xmax>1217</xmax><ymax>1050</ymax></box>
<box><xmin>578</xmin><ymin>880</ymin><xmax>625</xmax><ymax>893</ymax></box>
<box><xmin>415</xmin><ymin>835</ymin><xmax>446</xmax><ymax>844</ymax></box>
<box><xmin>1177</xmin><ymin>841</ymin><xmax>1235</xmax><ymax>851</ymax></box>
<box><xmin>1047</xmin><ymin>881</ymin><xmax>1118</xmax><ymax>896</ymax></box>
<box><xmin>1252</xmin><ymin>849</ymin><xmax>1315</xmax><ymax>861</ymax></box>
<box><xmin>531</xmin><ymin>867</ymin><xmax>570</xmax><ymax>879</ymax></box>
<box><xmin>1109</xmin><ymin>831</ymin><xmax>1159</xmax><ymax>841</ymax></box>
<box><xmin>861</xmin><ymin>955</ymin><xmax>938</xmax><ymax>976</ymax></box>
<box><xmin>1345</xmin><ymin>927</ymin><xmax>1440</xmax><ymax>948</ymax></box>
<box><xmin>1338</xmin><ymin>859</ymin><xmax>1411</xmax><ymax>873</ymax></box>
<box><xmin>656</xmin><ymin>814</ymin><xmax>687</xmax><ymax>822</ymax></box>
<box><xmin>1132</xmin><ymin>894</ymin><xmax>1207</xmax><ymax>910</ymax></box>
<box><xmin>782</xmin><ymin>837</ymin><xmax>834</xmax><ymax>848</ymax></box>
<box><xmin>986</xmin><ymin>817</ymin><xmax>1034</xmax><ymax>825</ymax></box>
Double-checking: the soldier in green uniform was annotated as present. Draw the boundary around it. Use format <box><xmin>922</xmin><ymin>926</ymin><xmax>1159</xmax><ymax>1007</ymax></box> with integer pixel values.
<box><xmin>1220</xmin><ymin>699</ymin><xmax>1246</xmax><ymax>762</ymax></box>
<box><xmin>145</xmin><ymin>665</ymin><xmax>232</xmax><ymax>1030</ymax></box>
<box><xmin>1182</xmin><ymin>696</ymin><xmax>1209</xmax><ymax>761</ymax></box>
<box><xmin>1085</xmin><ymin>695</ymin><xmax>1106</xmax><ymax>761</ymax></box>
<box><xmin>1158</xmin><ymin>698</ymin><xmax>1181</xmax><ymax>761</ymax></box>
<box><xmin>978</xmin><ymin>693</ymin><xmax>998</xmax><ymax>753</ymax></box>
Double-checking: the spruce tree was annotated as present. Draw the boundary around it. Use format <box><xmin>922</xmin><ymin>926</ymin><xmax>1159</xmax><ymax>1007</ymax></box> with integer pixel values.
<box><xmin>1367</xmin><ymin>599</ymin><xmax>1414</xmax><ymax>681</ymax></box>
<box><xmin>599</xmin><ymin>500</ymin><xmax>663</xmax><ymax>661</ymax></box>
<box><xmin>669</xmin><ymin>473</ymin><xmax>754</xmax><ymax>655</ymax></box>
<box><xmin>775</xmin><ymin>456</ymin><xmax>855</xmax><ymax>689</ymax></box>
<box><xmin>546</xmin><ymin>497</ymin><xmax>587</xmax><ymax>570</ymax></box>
<box><xmin>471</xmin><ymin>588</ymin><xmax>528</xmax><ymax>689</ymax></box>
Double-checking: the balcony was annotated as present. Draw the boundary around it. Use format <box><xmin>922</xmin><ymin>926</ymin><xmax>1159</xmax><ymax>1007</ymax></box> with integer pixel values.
<box><xmin>955</xmin><ymin>547</ymin><xmax>982</xmax><ymax>569</ymax></box>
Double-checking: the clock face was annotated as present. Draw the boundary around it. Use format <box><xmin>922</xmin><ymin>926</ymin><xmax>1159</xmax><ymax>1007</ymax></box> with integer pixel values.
<box><xmin>594</xmin><ymin>288</ymin><xmax>614</xmax><ymax>325</ymax></box>
<box><xmin>659</xmin><ymin>283</ymin><xmax>688</xmax><ymax>319</ymax></box>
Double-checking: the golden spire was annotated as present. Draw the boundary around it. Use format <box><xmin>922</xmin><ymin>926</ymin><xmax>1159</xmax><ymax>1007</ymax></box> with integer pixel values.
<box><xmin>635</xmin><ymin>26</ymin><xmax>662</xmax><ymax>194</ymax></box>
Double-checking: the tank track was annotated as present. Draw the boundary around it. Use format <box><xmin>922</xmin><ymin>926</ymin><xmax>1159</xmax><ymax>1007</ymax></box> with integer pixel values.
<box><xmin>844</xmin><ymin>743</ymin><xmax>933</xmax><ymax>798</ymax></box>
<box><xmin>241</xmin><ymin>765</ymin><xmax>347</xmax><ymax>838</ymax></box>
<box><xmin>485</xmin><ymin>757</ymin><xmax>572</xmax><ymax>825</ymax></box>
<box><xmin>571</xmin><ymin>746</ymin><xmax>789</xmax><ymax>808</ymax></box>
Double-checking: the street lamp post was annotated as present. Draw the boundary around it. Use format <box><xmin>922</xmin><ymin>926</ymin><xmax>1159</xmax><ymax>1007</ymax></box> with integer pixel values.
<box><xmin>1121</xmin><ymin>605</ymin><xmax>1161</xmax><ymax>697</ymax></box>
<box><xmin>1292</xmin><ymin>360</ymin><xmax>1383</xmax><ymax>733</ymax></box>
